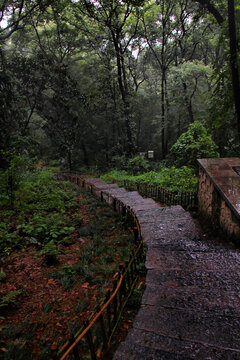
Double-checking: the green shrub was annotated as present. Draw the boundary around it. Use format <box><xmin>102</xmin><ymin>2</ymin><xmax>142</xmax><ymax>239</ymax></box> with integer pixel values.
<box><xmin>126</xmin><ymin>155</ymin><xmax>149</xmax><ymax>175</ymax></box>
<box><xmin>0</xmin><ymin>169</ymin><xmax>78</xmax><ymax>253</ymax></box>
<box><xmin>135</xmin><ymin>167</ymin><xmax>198</xmax><ymax>191</ymax></box>
<box><xmin>14</xmin><ymin>170</ymin><xmax>75</xmax><ymax>212</ymax></box>
<box><xmin>0</xmin><ymin>154</ymin><xmax>33</xmax><ymax>206</ymax></box>
<box><xmin>39</xmin><ymin>240</ymin><xmax>60</xmax><ymax>265</ymax></box>
<box><xmin>170</xmin><ymin>121</ymin><xmax>219</xmax><ymax>168</ymax></box>
<box><xmin>16</xmin><ymin>214</ymin><xmax>75</xmax><ymax>245</ymax></box>
<box><xmin>111</xmin><ymin>155</ymin><xmax>127</xmax><ymax>170</ymax></box>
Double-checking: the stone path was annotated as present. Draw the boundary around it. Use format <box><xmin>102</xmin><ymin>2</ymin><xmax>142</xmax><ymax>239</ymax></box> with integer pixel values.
<box><xmin>81</xmin><ymin>177</ymin><xmax>240</xmax><ymax>360</ymax></box>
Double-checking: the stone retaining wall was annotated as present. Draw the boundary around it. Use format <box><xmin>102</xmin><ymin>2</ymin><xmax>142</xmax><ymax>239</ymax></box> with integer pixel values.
<box><xmin>198</xmin><ymin>167</ymin><xmax>240</xmax><ymax>241</ymax></box>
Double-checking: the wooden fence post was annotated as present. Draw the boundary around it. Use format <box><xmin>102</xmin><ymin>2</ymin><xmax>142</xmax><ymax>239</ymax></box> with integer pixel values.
<box><xmin>97</xmin><ymin>306</ymin><xmax>108</xmax><ymax>349</ymax></box>
<box><xmin>125</xmin><ymin>260</ymin><xmax>130</xmax><ymax>290</ymax></box>
<box><xmin>106</xmin><ymin>290</ymin><xmax>112</xmax><ymax>336</ymax></box>
<box><xmin>119</xmin><ymin>264</ymin><xmax>126</xmax><ymax>297</ymax></box>
<box><xmin>69</xmin><ymin>334</ymin><xmax>80</xmax><ymax>360</ymax></box>
<box><xmin>84</xmin><ymin>320</ymin><xmax>97</xmax><ymax>360</ymax></box>
<box><xmin>113</xmin><ymin>280</ymin><xmax>118</xmax><ymax>323</ymax></box>
<box><xmin>133</xmin><ymin>227</ymin><xmax>138</xmax><ymax>244</ymax></box>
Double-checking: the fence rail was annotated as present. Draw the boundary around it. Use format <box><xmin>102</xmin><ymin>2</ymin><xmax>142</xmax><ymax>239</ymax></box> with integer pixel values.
<box><xmin>52</xmin><ymin>174</ymin><xmax>145</xmax><ymax>360</ymax></box>
<box><xmin>105</xmin><ymin>176</ymin><xmax>198</xmax><ymax>209</ymax></box>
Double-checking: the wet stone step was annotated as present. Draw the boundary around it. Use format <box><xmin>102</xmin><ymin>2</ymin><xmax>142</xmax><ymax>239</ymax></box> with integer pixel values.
<box><xmin>131</xmin><ymin>203</ymin><xmax>160</xmax><ymax>212</ymax></box>
<box><xmin>114</xmin><ymin>328</ymin><xmax>240</xmax><ymax>360</ymax></box>
<box><xmin>133</xmin><ymin>305</ymin><xmax>240</xmax><ymax>350</ymax></box>
<box><xmin>141</xmin><ymin>220</ymin><xmax>200</xmax><ymax>242</ymax></box>
<box><xmin>146</xmin><ymin>269</ymin><xmax>240</xmax><ymax>289</ymax></box>
<box><xmin>99</xmin><ymin>183</ymin><xmax>119</xmax><ymax>189</ymax></box>
<box><xmin>142</xmin><ymin>237</ymin><xmax>217</xmax><ymax>251</ymax></box>
<box><xmin>81</xmin><ymin>177</ymin><xmax>107</xmax><ymax>186</ymax></box>
<box><xmin>106</xmin><ymin>187</ymin><xmax>128</xmax><ymax>194</ymax></box>
<box><xmin>145</xmin><ymin>249</ymin><xmax>240</xmax><ymax>271</ymax></box>
<box><xmin>142</xmin><ymin>282</ymin><xmax>240</xmax><ymax>316</ymax></box>
<box><xmin>136</xmin><ymin>205</ymin><xmax>192</xmax><ymax>219</ymax></box>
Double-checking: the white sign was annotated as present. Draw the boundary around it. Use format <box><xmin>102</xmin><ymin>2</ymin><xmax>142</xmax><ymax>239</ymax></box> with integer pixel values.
<box><xmin>148</xmin><ymin>150</ymin><xmax>154</xmax><ymax>159</ymax></box>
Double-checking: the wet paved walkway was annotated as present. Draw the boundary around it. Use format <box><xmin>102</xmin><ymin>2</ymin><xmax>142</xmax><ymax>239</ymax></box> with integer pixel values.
<box><xmin>81</xmin><ymin>177</ymin><xmax>240</xmax><ymax>360</ymax></box>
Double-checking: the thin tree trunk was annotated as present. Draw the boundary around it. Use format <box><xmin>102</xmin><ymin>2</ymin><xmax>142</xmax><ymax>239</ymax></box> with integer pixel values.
<box><xmin>164</xmin><ymin>77</ymin><xmax>170</xmax><ymax>154</ymax></box>
<box><xmin>161</xmin><ymin>71</ymin><xmax>166</xmax><ymax>158</ymax></box>
<box><xmin>183</xmin><ymin>82</ymin><xmax>194</xmax><ymax>124</ymax></box>
<box><xmin>112</xmin><ymin>32</ymin><xmax>134</xmax><ymax>156</ymax></box>
<box><xmin>228</xmin><ymin>0</ymin><xmax>240</xmax><ymax>138</ymax></box>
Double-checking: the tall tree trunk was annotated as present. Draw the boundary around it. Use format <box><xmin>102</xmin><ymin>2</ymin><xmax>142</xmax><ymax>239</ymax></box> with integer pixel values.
<box><xmin>160</xmin><ymin>0</ymin><xmax>166</xmax><ymax>159</ymax></box>
<box><xmin>183</xmin><ymin>82</ymin><xmax>194</xmax><ymax>123</ymax></box>
<box><xmin>193</xmin><ymin>0</ymin><xmax>224</xmax><ymax>25</ymax></box>
<box><xmin>188</xmin><ymin>101</ymin><xmax>194</xmax><ymax>124</ymax></box>
<box><xmin>228</xmin><ymin>0</ymin><xmax>240</xmax><ymax>138</ymax></box>
<box><xmin>112</xmin><ymin>32</ymin><xmax>135</xmax><ymax>156</ymax></box>
<box><xmin>164</xmin><ymin>77</ymin><xmax>170</xmax><ymax>154</ymax></box>
<box><xmin>161</xmin><ymin>70</ymin><xmax>166</xmax><ymax>158</ymax></box>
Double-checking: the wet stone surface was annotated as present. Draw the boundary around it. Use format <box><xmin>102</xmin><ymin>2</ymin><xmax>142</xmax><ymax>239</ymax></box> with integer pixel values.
<box><xmin>82</xmin><ymin>177</ymin><xmax>240</xmax><ymax>360</ymax></box>
<box><xmin>114</xmin><ymin>328</ymin><xmax>240</xmax><ymax>360</ymax></box>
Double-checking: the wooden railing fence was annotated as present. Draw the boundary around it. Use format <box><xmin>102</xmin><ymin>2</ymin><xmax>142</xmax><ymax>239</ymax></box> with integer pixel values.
<box><xmin>52</xmin><ymin>174</ymin><xmax>145</xmax><ymax>360</ymax></box>
<box><xmin>105</xmin><ymin>176</ymin><xmax>198</xmax><ymax>208</ymax></box>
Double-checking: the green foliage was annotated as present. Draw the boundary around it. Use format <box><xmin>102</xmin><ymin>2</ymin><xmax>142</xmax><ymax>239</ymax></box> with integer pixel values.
<box><xmin>102</xmin><ymin>166</ymin><xmax>198</xmax><ymax>192</ymax></box>
<box><xmin>0</xmin><ymin>154</ymin><xmax>34</xmax><ymax>206</ymax></box>
<box><xmin>126</xmin><ymin>155</ymin><xmax>149</xmax><ymax>175</ymax></box>
<box><xmin>0</xmin><ymin>223</ymin><xmax>19</xmax><ymax>252</ymax></box>
<box><xmin>170</xmin><ymin>121</ymin><xmax>219</xmax><ymax>168</ymax></box>
<box><xmin>14</xmin><ymin>170</ymin><xmax>75</xmax><ymax>212</ymax></box>
<box><xmin>0</xmin><ymin>269</ymin><xmax>6</xmax><ymax>282</ymax></box>
<box><xmin>135</xmin><ymin>167</ymin><xmax>198</xmax><ymax>191</ymax></box>
<box><xmin>0</xmin><ymin>0</ymin><xmax>238</xmax><ymax>172</ymax></box>
<box><xmin>168</xmin><ymin>62</ymin><xmax>212</xmax><ymax>125</ymax></box>
<box><xmin>223</xmin><ymin>138</ymin><xmax>240</xmax><ymax>157</ymax></box>
<box><xmin>0</xmin><ymin>290</ymin><xmax>22</xmax><ymax>308</ymax></box>
<box><xmin>16</xmin><ymin>215</ymin><xmax>75</xmax><ymax>245</ymax></box>
<box><xmin>0</xmin><ymin>169</ymin><xmax>77</xmax><ymax>254</ymax></box>
<box><xmin>110</xmin><ymin>155</ymin><xmax>150</xmax><ymax>175</ymax></box>
<box><xmin>51</xmin><ymin>264</ymin><xmax>77</xmax><ymax>290</ymax></box>
<box><xmin>39</xmin><ymin>240</ymin><xmax>60</xmax><ymax>265</ymax></box>
<box><xmin>111</xmin><ymin>155</ymin><xmax>128</xmax><ymax>171</ymax></box>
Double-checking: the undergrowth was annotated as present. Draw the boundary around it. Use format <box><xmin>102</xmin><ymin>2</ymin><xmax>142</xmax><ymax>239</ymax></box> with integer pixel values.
<box><xmin>0</xmin><ymin>169</ymin><xmax>77</xmax><ymax>255</ymax></box>
<box><xmin>102</xmin><ymin>166</ymin><xmax>198</xmax><ymax>192</ymax></box>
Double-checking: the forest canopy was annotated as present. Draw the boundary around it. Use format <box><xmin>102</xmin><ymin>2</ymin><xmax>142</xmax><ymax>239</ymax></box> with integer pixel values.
<box><xmin>0</xmin><ymin>0</ymin><xmax>240</xmax><ymax>170</ymax></box>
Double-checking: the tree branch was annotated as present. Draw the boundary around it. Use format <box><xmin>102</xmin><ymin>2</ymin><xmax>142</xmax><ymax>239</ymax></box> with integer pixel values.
<box><xmin>193</xmin><ymin>0</ymin><xmax>224</xmax><ymax>25</ymax></box>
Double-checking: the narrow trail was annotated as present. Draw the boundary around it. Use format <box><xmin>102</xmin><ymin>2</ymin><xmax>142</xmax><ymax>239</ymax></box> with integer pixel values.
<box><xmin>73</xmin><ymin>176</ymin><xmax>240</xmax><ymax>360</ymax></box>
